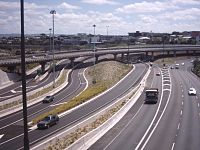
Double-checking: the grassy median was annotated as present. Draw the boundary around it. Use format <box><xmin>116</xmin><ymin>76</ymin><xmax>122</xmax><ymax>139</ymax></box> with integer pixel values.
<box><xmin>32</xmin><ymin>61</ymin><xmax>132</xmax><ymax>125</ymax></box>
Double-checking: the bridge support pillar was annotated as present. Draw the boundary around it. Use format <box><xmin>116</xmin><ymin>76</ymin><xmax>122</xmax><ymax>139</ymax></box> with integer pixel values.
<box><xmin>151</xmin><ymin>51</ymin><xmax>154</xmax><ymax>61</ymax></box>
<box><xmin>167</xmin><ymin>51</ymin><xmax>170</xmax><ymax>55</ymax></box>
<box><xmin>70</xmin><ymin>58</ymin><xmax>75</xmax><ymax>67</ymax></box>
<box><xmin>113</xmin><ymin>54</ymin><xmax>117</xmax><ymax>60</ymax></box>
<box><xmin>126</xmin><ymin>52</ymin><xmax>130</xmax><ymax>61</ymax></box>
<box><xmin>145</xmin><ymin>52</ymin><xmax>148</xmax><ymax>58</ymax></box>
<box><xmin>121</xmin><ymin>53</ymin><xmax>124</xmax><ymax>59</ymax></box>
<box><xmin>95</xmin><ymin>56</ymin><xmax>99</xmax><ymax>63</ymax></box>
<box><xmin>8</xmin><ymin>66</ymin><xmax>16</xmax><ymax>73</ymax></box>
<box><xmin>193</xmin><ymin>50</ymin><xmax>196</xmax><ymax>55</ymax></box>
<box><xmin>173</xmin><ymin>51</ymin><xmax>176</xmax><ymax>57</ymax></box>
<box><xmin>40</xmin><ymin>62</ymin><xmax>46</xmax><ymax>74</ymax></box>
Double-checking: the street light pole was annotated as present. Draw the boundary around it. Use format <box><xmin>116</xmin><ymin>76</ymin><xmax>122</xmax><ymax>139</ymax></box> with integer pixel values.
<box><xmin>163</xmin><ymin>35</ymin><xmax>165</xmax><ymax>64</ymax></box>
<box><xmin>20</xmin><ymin>0</ymin><xmax>29</xmax><ymax>149</ymax></box>
<box><xmin>128</xmin><ymin>35</ymin><xmax>130</xmax><ymax>62</ymax></box>
<box><xmin>50</xmin><ymin>10</ymin><xmax>56</xmax><ymax>88</ymax></box>
<box><xmin>49</xmin><ymin>28</ymin><xmax>52</xmax><ymax>53</ymax></box>
<box><xmin>93</xmin><ymin>24</ymin><xmax>96</xmax><ymax>84</ymax></box>
<box><xmin>106</xmin><ymin>25</ymin><xmax>109</xmax><ymax>37</ymax></box>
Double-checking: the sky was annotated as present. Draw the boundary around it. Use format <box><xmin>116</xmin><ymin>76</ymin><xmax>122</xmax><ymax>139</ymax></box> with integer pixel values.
<box><xmin>0</xmin><ymin>0</ymin><xmax>200</xmax><ymax>35</ymax></box>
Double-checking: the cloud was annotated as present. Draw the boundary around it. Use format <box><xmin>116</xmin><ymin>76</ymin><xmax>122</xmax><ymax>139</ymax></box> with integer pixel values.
<box><xmin>0</xmin><ymin>1</ymin><xmax>19</xmax><ymax>10</ymax></box>
<box><xmin>158</xmin><ymin>8</ymin><xmax>200</xmax><ymax>21</ymax></box>
<box><xmin>172</xmin><ymin>0</ymin><xmax>200</xmax><ymax>5</ymax></box>
<box><xmin>57</xmin><ymin>2</ymin><xmax>80</xmax><ymax>10</ymax></box>
<box><xmin>116</xmin><ymin>1</ymin><xmax>177</xmax><ymax>13</ymax></box>
<box><xmin>81</xmin><ymin>0</ymin><xmax>119</xmax><ymax>5</ymax></box>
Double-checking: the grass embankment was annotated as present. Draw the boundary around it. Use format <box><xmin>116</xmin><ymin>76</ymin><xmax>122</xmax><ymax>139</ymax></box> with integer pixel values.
<box><xmin>192</xmin><ymin>59</ymin><xmax>200</xmax><ymax>76</ymax></box>
<box><xmin>32</xmin><ymin>61</ymin><xmax>132</xmax><ymax>125</ymax></box>
<box><xmin>0</xmin><ymin>69</ymin><xmax>68</xmax><ymax>111</ymax></box>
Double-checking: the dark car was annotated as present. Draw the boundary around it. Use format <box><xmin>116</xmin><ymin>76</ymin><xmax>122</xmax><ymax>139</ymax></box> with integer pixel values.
<box><xmin>42</xmin><ymin>95</ymin><xmax>54</xmax><ymax>103</ymax></box>
<box><xmin>37</xmin><ymin>114</ymin><xmax>59</xmax><ymax>129</ymax></box>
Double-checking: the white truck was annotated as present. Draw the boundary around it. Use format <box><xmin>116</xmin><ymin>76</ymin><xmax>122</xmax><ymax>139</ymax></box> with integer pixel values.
<box><xmin>145</xmin><ymin>88</ymin><xmax>159</xmax><ymax>104</ymax></box>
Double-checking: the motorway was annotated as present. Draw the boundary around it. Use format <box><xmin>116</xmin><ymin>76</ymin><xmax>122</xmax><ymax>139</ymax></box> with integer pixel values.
<box><xmin>89</xmin><ymin>59</ymin><xmax>200</xmax><ymax>150</ymax></box>
<box><xmin>0</xmin><ymin>61</ymin><xmax>147</xmax><ymax>149</ymax></box>
<box><xmin>0</xmin><ymin>61</ymin><xmax>68</xmax><ymax>101</ymax></box>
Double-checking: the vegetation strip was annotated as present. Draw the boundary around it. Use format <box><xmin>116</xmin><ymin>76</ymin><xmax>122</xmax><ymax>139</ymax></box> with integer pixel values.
<box><xmin>32</xmin><ymin>61</ymin><xmax>132</xmax><ymax>125</ymax></box>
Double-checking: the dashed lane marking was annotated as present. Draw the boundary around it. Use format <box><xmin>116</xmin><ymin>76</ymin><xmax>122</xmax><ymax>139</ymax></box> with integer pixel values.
<box><xmin>10</xmin><ymin>90</ymin><xmax>16</xmax><ymax>93</ymax></box>
<box><xmin>177</xmin><ymin>123</ymin><xmax>180</xmax><ymax>130</ymax></box>
<box><xmin>171</xmin><ymin>142</ymin><xmax>175</xmax><ymax>150</ymax></box>
<box><xmin>0</xmin><ymin>134</ymin><xmax>4</xmax><ymax>139</ymax></box>
<box><xmin>180</xmin><ymin>110</ymin><xmax>183</xmax><ymax>116</ymax></box>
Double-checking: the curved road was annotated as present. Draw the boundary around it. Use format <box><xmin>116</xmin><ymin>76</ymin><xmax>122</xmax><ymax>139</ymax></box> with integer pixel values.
<box><xmin>0</xmin><ymin>63</ymin><xmax>147</xmax><ymax>150</ymax></box>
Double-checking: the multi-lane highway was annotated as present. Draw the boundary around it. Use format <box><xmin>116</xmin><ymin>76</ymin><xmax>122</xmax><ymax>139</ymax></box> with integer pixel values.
<box><xmin>89</xmin><ymin>59</ymin><xmax>200</xmax><ymax>150</ymax></box>
<box><xmin>0</xmin><ymin>61</ymin><xmax>147</xmax><ymax>149</ymax></box>
<box><xmin>1</xmin><ymin>55</ymin><xmax>200</xmax><ymax>150</ymax></box>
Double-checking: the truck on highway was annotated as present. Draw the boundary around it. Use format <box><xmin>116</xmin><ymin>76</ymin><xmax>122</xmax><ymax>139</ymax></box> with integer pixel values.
<box><xmin>145</xmin><ymin>88</ymin><xmax>159</xmax><ymax>104</ymax></box>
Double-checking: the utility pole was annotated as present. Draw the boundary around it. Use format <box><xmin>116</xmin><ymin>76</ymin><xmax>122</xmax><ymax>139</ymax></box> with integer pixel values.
<box><xmin>20</xmin><ymin>0</ymin><xmax>29</xmax><ymax>149</ymax></box>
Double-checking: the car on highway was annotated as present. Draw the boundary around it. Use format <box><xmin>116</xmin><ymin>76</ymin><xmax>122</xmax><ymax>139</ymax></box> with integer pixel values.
<box><xmin>170</xmin><ymin>66</ymin><xmax>174</xmax><ymax>69</ymax></box>
<box><xmin>181</xmin><ymin>62</ymin><xmax>185</xmax><ymax>66</ymax></box>
<box><xmin>156</xmin><ymin>72</ymin><xmax>161</xmax><ymax>76</ymax></box>
<box><xmin>188</xmin><ymin>88</ymin><xmax>196</xmax><ymax>95</ymax></box>
<box><xmin>37</xmin><ymin>114</ymin><xmax>59</xmax><ymax>129</ymax></box>
<box><xmin>42</xmin><ymin>95</ymin><xmax>54</xmax><ymax>103</ymax></box>
<box><xmin>175</xmin><ymin>64</ymin><xmax>179</xmax><ymax>69</ymax></box>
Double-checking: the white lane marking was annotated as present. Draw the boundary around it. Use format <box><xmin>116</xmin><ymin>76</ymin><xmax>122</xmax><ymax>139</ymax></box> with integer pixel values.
<box><xmin>180</xmin><ymin>110</ymin><xmax>183</xmax><ymax>116</ymax></box>
<box><xmin>103</xmin><ymin>105</ymin><xmax>143</xmax><ymax>150</ymax></box>
<box><xmin>182</xmin><ymin>101</ymin><xmax>184</xmax><ymax>106</ymax></box>
<box><xmin>0</xmin><ymin>134</ymin><xmax>4</xmax><ymax>139</ymax></box>
<box><xmin>182</xmin><ymin>95</ymin><xmax>184</xmax><ymax>98</ymax></box>
<box><xmin>50</xmin><ymin>102</ymin><xmax>68</xmax><ymax>107</ymax></box>
<box><xmin>163</xmin><ymin>89</ymin><xmax>170</xmax><ymax>92</ymax></box>
<box><xmin>198</xmin><ymin>103</ymin><xmax>200</xmax><ymax>108</ymax></box>
<box><xmin>171</xmin><ymin>142</ymin><xmax>175</xmax><ymax>150</ymax></box>
<box><xmin>10</xmin><ymin>90</ymin><xmax>16</xmax><ymax>93</ymax></box>
<box><xmin>177</xmin><ymin>123</ymin><xmax>180</xmax><ymax>130</ymax></box>
<box><xmin>136</xmin><ymin>67</ymin><xmax>166</xmax><ymax>150</ymax></box>
<box><xmin>26</xmin><ymin>85</ymin><xmax>37</xmax><ymax>89</ymax></box>
<box><xmin>196</xmin><ymin>96</ymin><xmax>198</xmax><ymax>99</ymax></box>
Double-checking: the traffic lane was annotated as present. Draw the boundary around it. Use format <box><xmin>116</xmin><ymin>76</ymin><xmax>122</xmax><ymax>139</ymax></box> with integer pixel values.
<box><xmin>142</xmin><ymin>68</ymin><xmax>183</xmax><ymax>150</ymax></box>
<box><xmin>0</xmin><ymin>67</ymin><xmax>85</xmax><ymax>128</ymax></box>
<box><xmin>174</xmin><ymin>68</ymin><xmax>200</xmax><ymax>150</ymax></box>
<box><xmin>89</xmin><ymin>66</ymin><xmax>162</xmax><ymax>150</ymax></box>
<box><xmin>0</xmin><ymin>61</ymin><xmax>68</xmax><ymax>100</ymax></box>
<box><xmin>0</xmin><ymin>63</ymin><xmax>147</xmax><ymax>149</ymax></box>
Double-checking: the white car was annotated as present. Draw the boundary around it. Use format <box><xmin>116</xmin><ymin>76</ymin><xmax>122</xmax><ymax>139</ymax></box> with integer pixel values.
<box><xmin>188</xmin><ymin>88</ymin><xmax>196</xmax><ymax>95</ymax></box>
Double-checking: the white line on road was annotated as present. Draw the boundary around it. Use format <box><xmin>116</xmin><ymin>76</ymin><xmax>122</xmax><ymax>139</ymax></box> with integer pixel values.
<box><xmin>171</xmin><ymin>142</ymin><xmax>175</xmax><ymax>150</ymax></box>
<box><xmin>180</xmin><ymin>110</ymin><xmax>183</xmax><ymax>116</ymax></box>
<box><xmin>196</xmin><ymin>96</ymin><xmax>198</xmax><ymax>99</ymax></box>
<box><xmin>0</xmin><ymin>134</ymin><xmax>4</xmax><ymax>139</ymax></box>
<box><xmin>182</xmin><ymin>101</ymin><xmax>184</xmax><ymax>106</ymax></box>
<box><xmin>177</xmin><ymin>123</ymin><xmax>180</xmax><ymax>130</ymax></box>
<box><xmin>198</xmin><ymin>103</ymin><xmax>200</xmax><ymax>108</ymax></box>
<box><xmin>182</xmin><ymin>95</ymin><xmax>184</xmax><ymax>98</ymax></box>
<box><xmin>103</xmin><ymin>105</ymin><xmax>143</xmax><ymax>150</ymax></box>
<box><xmin>10</xmin><ymin>90</ymin><xmax>16</xmax><ymax>93</ymax></box>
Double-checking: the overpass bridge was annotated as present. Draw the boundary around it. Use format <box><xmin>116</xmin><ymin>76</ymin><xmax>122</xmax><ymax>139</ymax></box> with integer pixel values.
<box><xmin>1</xmin><ymin>45</ymin><xmax>200</xmax><ymax>73</ymax></box>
